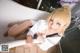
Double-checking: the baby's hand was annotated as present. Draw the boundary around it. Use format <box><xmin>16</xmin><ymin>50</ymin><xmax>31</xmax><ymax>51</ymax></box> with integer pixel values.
<box><xmin>36</xmin><ymin>32</ymin><xmax>45</xmax><ymax>43</ymax></box>
<box><xmin>26</xmin><ymin>35</ymin><xmax>33</xmax><ymax>42</ymax></box>
<box><xmin>26</xmin><ymin>35</ymin><xmax>33</xmax><ymax>47</ymax></box>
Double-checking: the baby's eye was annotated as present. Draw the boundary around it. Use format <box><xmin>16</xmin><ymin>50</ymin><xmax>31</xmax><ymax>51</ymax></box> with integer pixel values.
<box><xmin>56</xmin><ymin>22</ymin><xmax>61</xmax><ymax>26</ymax></box>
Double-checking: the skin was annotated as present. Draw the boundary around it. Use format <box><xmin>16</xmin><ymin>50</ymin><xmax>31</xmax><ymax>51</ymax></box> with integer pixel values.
<box><xmin>8</xmin><ymin>20</ymin><xmax>32</xmax><ymax>37</ymax></box>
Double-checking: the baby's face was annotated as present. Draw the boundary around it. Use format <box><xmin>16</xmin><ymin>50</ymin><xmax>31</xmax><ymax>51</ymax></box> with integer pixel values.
<box><xmin>48</xmin><ymin>18</ymin><xmax>66</xmax><ymax>33</ymax></box>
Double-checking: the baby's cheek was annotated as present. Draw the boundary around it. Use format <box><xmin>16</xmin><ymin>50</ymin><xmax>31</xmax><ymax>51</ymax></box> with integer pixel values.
<box><xmin>53</xmin><ymin>24</ymin><xmax>60</xmax><ymax>29</ymax></box>
<box><xmin>58</xmin><ymin>28</ymin><xmax>65</xmax><ymax>34</ymax></box>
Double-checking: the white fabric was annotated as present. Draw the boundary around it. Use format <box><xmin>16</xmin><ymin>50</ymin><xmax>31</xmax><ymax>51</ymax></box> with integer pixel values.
<box><xmin>27</xmin><ymin>20</ymin><xmax>48</xmax><ymax>37</ymax></box>
<box><xmin>31</xmin><ymin>20</ymin><xmax>37</xmax><ymax>25</ymax></box>
<box><xmin>37</xmin><ymin>36</ymin><xmax>61</xmax><ymax>51</ymax></box>
<box><xmin>27</xmin><ymin>20</ymin><xmax>62</xmax><ymax>51</ymax></box>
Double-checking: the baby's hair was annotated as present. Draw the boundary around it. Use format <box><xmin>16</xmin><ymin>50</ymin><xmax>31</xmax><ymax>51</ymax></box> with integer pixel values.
<box><xmin>47</xmin><ymin>6</ymin><xmax>71</xmax><ymax>36</ymax></box>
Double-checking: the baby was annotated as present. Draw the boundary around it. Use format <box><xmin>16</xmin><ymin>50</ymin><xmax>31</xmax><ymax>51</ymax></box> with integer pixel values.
<box><xmin>8</xmin><ymin>6</ymin><xmax>71</xmax><ymax>51</ymax></box>
<box><xmin>26</xmin><ymin>6</ymin><xmax>71</xmax><ymax>50</ymax></box>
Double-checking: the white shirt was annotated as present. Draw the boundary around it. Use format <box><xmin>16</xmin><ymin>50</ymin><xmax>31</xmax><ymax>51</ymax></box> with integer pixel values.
<box><xmin>27</xmin><ymin>20</ymin><xmax>62</xmax><ymax>51</ymax></box>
